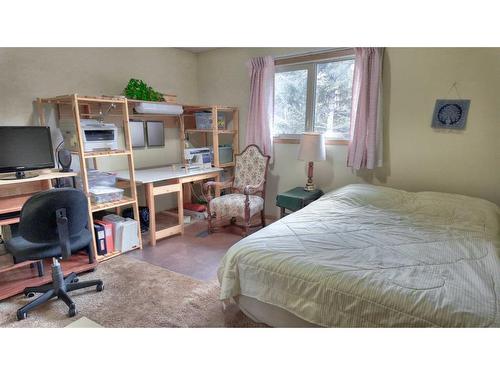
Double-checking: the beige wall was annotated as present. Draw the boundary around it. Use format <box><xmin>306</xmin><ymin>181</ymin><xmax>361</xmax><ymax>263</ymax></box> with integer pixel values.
<box><xmin>0</xmin><ymin>47</ymin><xmax>198</xmax><ymax>168</ymax></box>
<box><xmin>197</xmin><ymin>48</ymin><xmax>500</xmax><ymax>216</ymax></box>
<box><xmin>1</xmin><ymin>47</ymin><xmax>499</xmax><ymax>217</ymax></box>
<box><xmin>0</xmin><ymin>47</ymin><xmax>199</xmax><ymax>209</ymax></box>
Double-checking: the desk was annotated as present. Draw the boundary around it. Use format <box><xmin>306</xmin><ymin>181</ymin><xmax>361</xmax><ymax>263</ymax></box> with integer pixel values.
<box><xmin>0</xmin><ymin>170</ymin><xmax>77</xmax><ymax>226</ymax></box>
<box><xmin>0</xmin><ymin>170</ymin><xmax>82</xmax><ymax>300</ymax></box>
<box><xmin>114</xmin><ymin>166</ymin><xmax>222</xmax><ymax>246</ymax></box>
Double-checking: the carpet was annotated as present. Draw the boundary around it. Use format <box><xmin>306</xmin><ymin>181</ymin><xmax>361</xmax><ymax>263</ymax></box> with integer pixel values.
<box><xmin>0</xmin><ymin>255</ymin><xmax>265</xmax><ymax>328</ymax></box>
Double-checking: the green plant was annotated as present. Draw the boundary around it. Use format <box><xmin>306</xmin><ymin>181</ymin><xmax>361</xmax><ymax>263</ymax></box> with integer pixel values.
<box><xmin>123</xmin><ymin>78</ymin><xmax>163</xmax><ymax>101</ymax></box>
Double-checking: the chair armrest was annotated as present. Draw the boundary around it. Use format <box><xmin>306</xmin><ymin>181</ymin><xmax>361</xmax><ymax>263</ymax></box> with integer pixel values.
<box><xmin>243</xmin><ymin>182</ymin><xmax>264</xmax><ymax>196</ymax></box>
<box><xmin>203</xmin><ymin>178</ymin><xmax>234</xmax><ymax>198</ymax></box>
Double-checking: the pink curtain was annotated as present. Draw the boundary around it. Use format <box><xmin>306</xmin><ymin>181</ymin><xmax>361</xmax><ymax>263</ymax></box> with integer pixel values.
<box><xmin>246</xmin><ymin>56</ymin><xmax>275</xmax><ymax>159</ymax></box>
<box><xmin>347</xmin><ymin>48</ymin><xmax>384</xmax><ymax>170</ymax></box>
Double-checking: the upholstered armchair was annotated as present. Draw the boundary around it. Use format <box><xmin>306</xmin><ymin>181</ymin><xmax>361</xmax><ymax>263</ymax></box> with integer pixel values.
<box><xmin>203</xmin><ymin>144</ymin><xmax>270</xmax><ymax>236</ymax></box>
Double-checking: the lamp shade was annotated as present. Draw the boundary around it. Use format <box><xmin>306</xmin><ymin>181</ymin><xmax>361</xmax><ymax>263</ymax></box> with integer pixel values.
<box><xmin>298</xmin><ymin>132</ymin><xmax>326</xmax><ymax>161</ymax></box>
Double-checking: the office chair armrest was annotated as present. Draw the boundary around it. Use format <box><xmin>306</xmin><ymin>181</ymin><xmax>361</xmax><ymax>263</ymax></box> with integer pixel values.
<box><xmin>56</xmin><ymin>208</ymin><xmax>71</xmax><ymax>260</ymax></box>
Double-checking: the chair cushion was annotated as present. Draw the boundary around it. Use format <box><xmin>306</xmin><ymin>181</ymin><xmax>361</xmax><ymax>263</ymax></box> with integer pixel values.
<box><xmin>210</xmin><ymin>194</ymin><xmax>264</xmax><ymax>219</ymax></box>
<box><xmin>5</xmin><ymin>229</ymin><xmax>92</xmax><ymax>262</ymax></box>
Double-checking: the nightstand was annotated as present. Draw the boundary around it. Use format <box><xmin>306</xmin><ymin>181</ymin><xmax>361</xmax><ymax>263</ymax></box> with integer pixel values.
<box><xmin>276</xmin><ymin>187</ymin><xmax>324</xmax><ymax>218</ymax></box>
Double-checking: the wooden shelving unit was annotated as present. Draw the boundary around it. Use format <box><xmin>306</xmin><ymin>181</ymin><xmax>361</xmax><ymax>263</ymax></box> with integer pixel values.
<box><xmin>37</xmin><ymin>94</ymin><xmax>143</xmax><ymax>262</ymax></box>
<box><xmin>180</xmin><ymin>105</ymin><xmax>239</xmax><ymax>168</ymax></box>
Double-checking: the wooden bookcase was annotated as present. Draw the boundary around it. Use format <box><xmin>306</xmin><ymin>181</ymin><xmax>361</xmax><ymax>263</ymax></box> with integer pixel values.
<box><xmin>37</xmin><ymin>94</ymin><xmax>143</xmax><ymax>262</ymax></box>
<box><xmin>180</xmin><ymin>105</ymin><xmax>239</xmax><ymax>167</ymax></box>
<box><xmin>34</xmin><ymin>96</ymin><xmax>239</xmax><ymax>261</ymax></box>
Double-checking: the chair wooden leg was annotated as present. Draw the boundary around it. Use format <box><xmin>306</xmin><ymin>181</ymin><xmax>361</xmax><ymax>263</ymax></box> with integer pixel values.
<box><xmin>261</xmin><ymin>211</ymin><xmax>266</xmax><ymax>227</ymax></box>
<box><xmin>207</xmin><ymin>213</ymin><xmax>213</xmax><ymax>234</ymax></box>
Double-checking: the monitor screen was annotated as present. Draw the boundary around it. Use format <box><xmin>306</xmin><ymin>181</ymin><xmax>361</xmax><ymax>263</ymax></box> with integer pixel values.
<box><xmin>0</xmin><ymin>126</ymin><xmax>55</xmax><ymax>173</ymax></box>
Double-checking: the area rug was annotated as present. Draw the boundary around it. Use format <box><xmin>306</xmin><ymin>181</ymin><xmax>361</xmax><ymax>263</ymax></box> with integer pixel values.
<box><xmin>0</xmin><ymin>255</ymin><xmax>265</xmax><ymax>328</ymax></box>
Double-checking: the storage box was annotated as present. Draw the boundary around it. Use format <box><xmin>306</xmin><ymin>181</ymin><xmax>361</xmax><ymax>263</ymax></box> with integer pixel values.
<box><xmin>218</xmin><ymin>146</ymin><xmax>233</xmax><ymax>164</ymax></box>
<box><xmin>88</xmin><ymin>170</ymin><xmax>117</xmax><ymax>188</ymax></box>
<box><xmin>195</xmin><ymin>112</ymin><xmax>225</xmax><ymax>130</ymax></box>
<box><xmin>89</xmin><ymin>186</ymin><xmax>124</xmax><ymax>204</ymax></box>
<box><xmin>101</xmin><ymin>215</ymin><xmax>139</xmax><ymax>252</ymax></box>
<box><xmin>77</xmin><ymin>169</ymin><xmax>117</xmax><ymax>189</ymax></box>
<box><xmin>211</xmin><ymin>146</ymin><xmax>233</xmax><ymax>164</ymax></box>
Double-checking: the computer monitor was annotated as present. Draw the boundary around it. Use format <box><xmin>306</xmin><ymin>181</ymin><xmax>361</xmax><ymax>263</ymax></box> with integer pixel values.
<box><xmin>0</xmin><ymin>126</ymin><xmax>55</xmax><ymax>179</ymax></box>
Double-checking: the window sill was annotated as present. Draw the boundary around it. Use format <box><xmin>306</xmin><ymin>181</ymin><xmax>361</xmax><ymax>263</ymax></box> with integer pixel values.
<box><xmin>273</xmin><ymin>137</ymin><xmax>349</xmax><ymax>145</ymax></box>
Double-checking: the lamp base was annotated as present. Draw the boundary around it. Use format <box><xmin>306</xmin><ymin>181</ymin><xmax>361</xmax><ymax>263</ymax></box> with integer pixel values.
<box><xmin>304</xmin><ymin>183</ymin><xmax>316</xmax><ymax>192</ymax></box>
<box><xmin>304</xmin><ymin>161</ymin><xmax>316</xmax><ymax>191</ymax></box>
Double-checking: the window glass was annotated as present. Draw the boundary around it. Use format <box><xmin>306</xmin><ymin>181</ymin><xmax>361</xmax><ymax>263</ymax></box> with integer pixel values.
<box><xmin>314</xmin><ymin>59</ymin><xmax>354</xmax><ymax>139</ymax></box>
<box><xmin>273</xmin><ymin>69</ymin><xmax>308</xmax><ymax>136</ymax></box>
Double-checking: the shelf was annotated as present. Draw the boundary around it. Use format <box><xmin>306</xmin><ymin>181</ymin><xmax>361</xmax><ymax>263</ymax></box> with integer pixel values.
<box><xmin>91</xmin><ymin>196</ymin><xmax>135</xmax><ymax>212</ymax></box>
<box><xmin>129</xmin><ymin>113</ymin><xmax>181</xmax><ymax>120</ymax></box>
<box><xmin>97</xmin><ymin>251</ymin><xmax>121</xmax><ymax>261</ymax></box>
<box><xmin>0</xmin><ymin>170</ymin><xmax>77</xmax><ymax>187</ymax></box>
<box><xmin>97</xmin><ymin>247</ymin><xmax>140</xmax><ymax>261</ymax></box>
<box><xmin>41</xmin><ymin>94</ymin><xmax>126</xmax><ymax>105</ymax></box>
<box><xmin>217</xmin><ymin>162</ymin><xmax>235</xmax><ymax>168</ymax></box>
<box><xmin>38</xmin><ymin>93</ymin><xmax>143</xmax><ymax>262</ymax></box>
<box><xmin>182</xmin><ymin>105</ymin><xmax>238</xmax><ymax>114</ymax></box>
<box><xmin>83</xmin><ymin>150</ymin><xmax>131</xmax><ymax>158</ymax></box>
<box><xmin>185</xmin><ymin>129</ymin><xmax>235</xmax><ymax>134</ymax></box>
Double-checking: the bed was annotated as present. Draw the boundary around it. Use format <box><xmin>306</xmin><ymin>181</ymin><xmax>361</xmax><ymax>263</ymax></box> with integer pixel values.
<box><xmin>218</xmin><ymin>184</ymin><xmax>500</xmax><ymax>327</ymax></box>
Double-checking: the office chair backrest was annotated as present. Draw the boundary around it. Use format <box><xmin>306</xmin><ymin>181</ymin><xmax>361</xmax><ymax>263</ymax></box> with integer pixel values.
<box><xmin>19</xmin><ymin>188</ymin><xmax>88</xmax><ymax>244</ymax></box>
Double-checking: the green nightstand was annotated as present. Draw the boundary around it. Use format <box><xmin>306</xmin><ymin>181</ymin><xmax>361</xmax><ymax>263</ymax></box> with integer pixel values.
<box><xmin>276</xmin><ymin>187</ymin><xmax>324</xmax><ymax>218</ymax></box>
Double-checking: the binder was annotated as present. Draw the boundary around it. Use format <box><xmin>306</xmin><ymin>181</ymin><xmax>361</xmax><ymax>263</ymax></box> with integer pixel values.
<box><xmin>93</xmin><ymin>223</ymin><xmax>107</xmax><ymax>256</ymax></box>
<box><xmin>95</xmin><ymin>219</ymin><xmax>114</xmax><ymax>253</ymax></box>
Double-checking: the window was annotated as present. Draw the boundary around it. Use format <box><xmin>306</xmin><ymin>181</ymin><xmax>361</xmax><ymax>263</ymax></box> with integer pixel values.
<box><xmin>273</xmin><ymin>51</ymin><xmax>355</xmax><ymax>141</ymax></box>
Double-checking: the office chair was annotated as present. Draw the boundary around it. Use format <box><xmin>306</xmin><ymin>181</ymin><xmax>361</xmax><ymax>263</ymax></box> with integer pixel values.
<box><xmin>5</xmin><ymin>188</ymin><xmax>103</xmax><ymax>320</ymax></box>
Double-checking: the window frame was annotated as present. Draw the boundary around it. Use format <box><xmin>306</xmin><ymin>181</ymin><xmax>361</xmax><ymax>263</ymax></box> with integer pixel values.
<box><xmin>273</xmin><ymin>49</ymin><xmax>355</xmax><ymax>145</ymax></box>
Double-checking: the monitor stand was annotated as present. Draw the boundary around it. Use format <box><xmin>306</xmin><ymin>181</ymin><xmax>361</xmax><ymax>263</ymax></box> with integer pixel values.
<box><xmin>0</xmin><ymin>171</ymin><xmax>39</xmax><ymax>180</ymax></box>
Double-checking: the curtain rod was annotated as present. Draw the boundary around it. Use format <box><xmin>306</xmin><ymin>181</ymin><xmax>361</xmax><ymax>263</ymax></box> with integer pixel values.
<box><xmin>273</xmin><ymin>47</ymin><xmax>352</xmax><ymax>61</ymax></box>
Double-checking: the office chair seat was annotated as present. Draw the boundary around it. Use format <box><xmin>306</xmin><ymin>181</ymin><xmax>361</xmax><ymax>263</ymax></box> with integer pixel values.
<box><xmin>6</xmin><ymin>228</ymin><xmax>92</xmax><ymax>263</ymax></box>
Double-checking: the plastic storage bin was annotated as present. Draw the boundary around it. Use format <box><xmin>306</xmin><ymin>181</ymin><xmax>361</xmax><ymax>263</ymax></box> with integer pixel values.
<box><xmin>89</xmin><ymin>186</ymin><xmax>124</xmax><ymax>204</ymax></box>
<box><xmin>211</xmin><ymin>146</ymin><xmax>233</xmax><ymax>164</ymax></box>
<box><xmin>218</xmin><ymin>146</ymin><xmax>233</xmax><ymax>164</ymax></box>
<box><xmin>102</xmin><ymin>214</ymin><xmax>139</xmax><ymax>252</ymax></box>
<box><xmin>195</xmin><ymin>112</ymin><xmax>225</xmax><ymax>130</ymax></box>
<box><xmin>77</xmin><ymin>169</ymin><xmax>117</xmax><ymax>190</ymax></box>
<box><xmin>88</xmin><ymin>170</ymin><xmax>117</xmax><ymax>187</ymax></box>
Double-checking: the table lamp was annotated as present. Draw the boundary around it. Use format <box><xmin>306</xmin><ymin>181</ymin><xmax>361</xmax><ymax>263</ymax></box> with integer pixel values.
<box><xmin>298</xmin><ymin>132</ymin><xmax>326</xmax><ymax>191</ymax></box>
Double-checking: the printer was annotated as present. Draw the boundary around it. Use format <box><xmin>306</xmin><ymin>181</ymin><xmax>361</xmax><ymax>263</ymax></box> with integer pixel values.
<box><xmin>60</xmin><ymin>119</ymin><xmax>118</xmax><ymax>152</ymax></box>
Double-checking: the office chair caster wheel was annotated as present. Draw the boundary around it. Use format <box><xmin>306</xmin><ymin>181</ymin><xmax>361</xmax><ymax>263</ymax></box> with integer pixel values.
<box><xmin>25</xmin><ymin>292</ymin><xmax>35</xmax><ymax>298</ymax></box>
<box><xmin>96</xmin><ymin>283</ymin><xmax>104</xmax><ymax>292</ymax></box>
<box><xmin>17</xmin><ymin>311</ymin><xmax>27</xmax><ymax>320</ymax></box>
<box><xmin>71</xmin><ymin>277</ymin><xmax>79</xmax><ymax>283</ymax></box>
<box><xmin>68</xmin><ymin>306</ymin><xmax>77</xmax><ymax>318</ymax></box>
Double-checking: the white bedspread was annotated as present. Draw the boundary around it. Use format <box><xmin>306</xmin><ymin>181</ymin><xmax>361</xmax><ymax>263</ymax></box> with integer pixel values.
<box><xmin>218</xmin><ymin>184</ymin><xmax>500</xmax><ymax>327</ymax></box>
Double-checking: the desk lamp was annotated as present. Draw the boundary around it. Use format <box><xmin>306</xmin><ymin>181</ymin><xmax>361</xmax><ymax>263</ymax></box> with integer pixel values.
<box><xmin>298</xmin><ymin>132</ymin><xmax>326</xmax><ymax>191</ymax></box>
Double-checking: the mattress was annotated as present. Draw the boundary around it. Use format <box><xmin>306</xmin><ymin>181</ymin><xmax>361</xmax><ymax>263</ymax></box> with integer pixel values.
<box><xmin>218</xmin><ymin>184</ymin><xmax>500</xmax><ymax>327</ymax></box>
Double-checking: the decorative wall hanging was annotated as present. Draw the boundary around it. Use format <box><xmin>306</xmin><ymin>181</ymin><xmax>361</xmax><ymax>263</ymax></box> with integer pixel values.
<box><xmin>432</xmin><ymin>82</ymin><xmax>470</xmax><ymax>130</ymax></box>
<box><xmin>431</xmin><ymin>99</ymin><xmax>470</xmax><ymax>130</ymax></box>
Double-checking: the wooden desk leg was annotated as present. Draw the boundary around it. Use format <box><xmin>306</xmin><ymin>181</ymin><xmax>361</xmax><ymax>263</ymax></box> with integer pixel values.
<box><xmin>215</xmin><ymin>173</ymin><xmax>221</xmax><ymax>198</ymax></box>
<box><xmin>145</xmin><ymin>183</ymin><xmax>156</xmax><ymax>246</ymax></box>
<box><xmin>178</xmin><ymin>186</ymin><xmax>184</xmax><ymax>234</ymax></box>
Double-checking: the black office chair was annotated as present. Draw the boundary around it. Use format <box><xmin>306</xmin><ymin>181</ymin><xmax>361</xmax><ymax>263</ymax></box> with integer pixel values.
<box><xmin>5</xmin><ymin>188</ymin><xmax>103</xmax><ymax>320</ymax></box>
